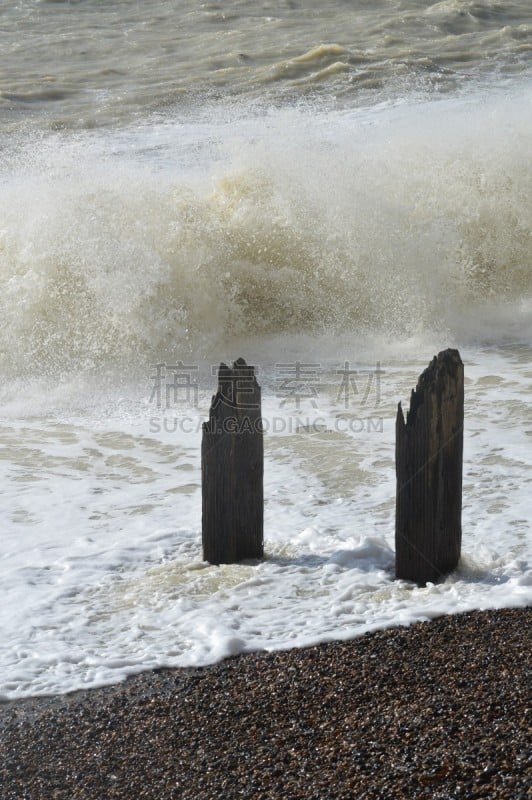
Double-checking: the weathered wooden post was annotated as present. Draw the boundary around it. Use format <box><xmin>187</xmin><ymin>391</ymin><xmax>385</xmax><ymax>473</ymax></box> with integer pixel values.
<box><xmin>202</xmin><ymin>358</ymin><xmax>264</xmax><ymax>564</ymax></box>
<box><xmin>396</xmin><ymin>349</ymin><xmax>464</xmax><ymax>584</ymax></box>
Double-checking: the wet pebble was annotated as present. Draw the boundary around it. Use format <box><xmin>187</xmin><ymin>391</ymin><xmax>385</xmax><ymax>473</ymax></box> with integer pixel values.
<box><xmin>0</xmin><ymin>607</ymin><xmax>529</xmax><ymax>799</ymax></box>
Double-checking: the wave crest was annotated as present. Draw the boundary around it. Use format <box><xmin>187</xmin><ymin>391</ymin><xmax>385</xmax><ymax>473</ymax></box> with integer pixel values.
<box><xmin>1</xmin><ymin>89</ymin><xmax>531</xmax><ymax>376</ymax></box>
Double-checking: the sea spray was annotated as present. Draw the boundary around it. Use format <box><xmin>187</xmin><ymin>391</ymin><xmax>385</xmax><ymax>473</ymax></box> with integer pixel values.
<box><xmin>1</xmin><ymin>87</ymin><xmax>531</xmax><ymax>380</ymax></box>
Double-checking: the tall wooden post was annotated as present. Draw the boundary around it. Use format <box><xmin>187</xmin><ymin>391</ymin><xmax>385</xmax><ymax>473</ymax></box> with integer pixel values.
<box><xmin>396</xmin><ymin>349</ymin><xmax>464</xmax><ymax>585</ymax></box>
<box><xmin>202</xmin><ymin>358</ymin><xmax>264</xmax><ymax>565</ymax></box>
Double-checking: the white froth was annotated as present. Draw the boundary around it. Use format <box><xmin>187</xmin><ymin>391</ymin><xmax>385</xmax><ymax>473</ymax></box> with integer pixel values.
<box><xmin>0</xmin><ymin>346</ymin><xmax>530</xmax><ymax>699</ymax></box>
<box><xmin>0</xmin><ymin>87</ymin><xmax>531</xmax><ymax>380</ymax></box>
<box><xmin>0</xmin><ymin>84</ymin><xmax>531</xmax><ymax>699</ymax></box>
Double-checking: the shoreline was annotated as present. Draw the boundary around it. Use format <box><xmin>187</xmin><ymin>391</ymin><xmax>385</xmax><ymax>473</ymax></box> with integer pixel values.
<box><xmin>1</xmin><ymin>607</ymin><xmax>530</xmax><ymax>799</ymax></box>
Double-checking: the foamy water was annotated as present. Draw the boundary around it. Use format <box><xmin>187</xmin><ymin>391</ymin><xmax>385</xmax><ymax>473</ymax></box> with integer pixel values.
<box><xmin>1</xmin><ymin>344</ymin><xmax>531</xmax><ymax>698</ymax></box>
<box><xmin>1</xmin><ymin>1</ymin><xmax>531</xmax><ymax>699</ymax></box>
<box><xmin>2</xmin><ymin>88</ymin><xmax>531</xmax><ymax>377</ymax></box>
<box><xmin>2</xmin><ymin>0</ymin><xmax>531</xmax><ymax>129</ymax></box>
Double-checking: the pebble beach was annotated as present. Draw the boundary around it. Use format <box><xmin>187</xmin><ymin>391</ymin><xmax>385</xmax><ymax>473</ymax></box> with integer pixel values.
<box><xmin>1</xmin><ymin>607</ymin><xmax>530</xmax><ymax>799</ymax></box>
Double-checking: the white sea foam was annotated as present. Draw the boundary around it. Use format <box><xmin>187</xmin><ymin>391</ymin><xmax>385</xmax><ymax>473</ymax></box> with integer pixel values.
<box><xmin>0</xmin><ymin>345</ymin><xmax>530</xmax><ymax>699</ymax></box>
<box><xmin>0</xmin><ymin>86</ymin><xmax>531</xmax><ymax>699</ymax></box>
<box><xmin>1</xmin><ymin>85</ymin><xmax>531</xmax><ymax>382</ymax></box>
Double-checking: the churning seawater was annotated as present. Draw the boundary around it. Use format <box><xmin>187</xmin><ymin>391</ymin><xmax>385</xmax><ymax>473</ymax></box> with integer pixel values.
<box><xmin>1</xmin><ymin>0</ymin><xmax>531</xmax><ymax>698</ymax></box>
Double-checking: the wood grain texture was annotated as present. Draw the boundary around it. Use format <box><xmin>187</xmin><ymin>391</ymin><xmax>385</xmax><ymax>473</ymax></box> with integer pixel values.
<box><xmin>396</xmin><ymin>349</ymin><xmax>464</xmax><ymax>585</ymax></box>
<box><xmin>202</xmin><ymin>358</ymin><xmax>263</xmax><ymax>565</ymax></box>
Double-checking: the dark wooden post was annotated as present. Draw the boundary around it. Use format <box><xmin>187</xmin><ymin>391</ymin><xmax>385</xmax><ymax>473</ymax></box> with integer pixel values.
<box><xmin>202</xmin><ymin>358</ymin><xmax>264</xmax><ymax>565</ymax></box>
<box><xmin>396</xmin><ymin>349</ymin><xmax>463</xmax><ymax>585</ymax></box>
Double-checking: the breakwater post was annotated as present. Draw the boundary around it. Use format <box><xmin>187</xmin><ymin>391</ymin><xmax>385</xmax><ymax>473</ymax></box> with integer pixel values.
<box><xmin>202</xmin><ymin>358</ymin><xmax>264</xmax><ymax>565</ymax></box>
<box><xmin>395</xmin><ymin>349</ymin><xmax>464</xmax><ymax>585</ymax></box>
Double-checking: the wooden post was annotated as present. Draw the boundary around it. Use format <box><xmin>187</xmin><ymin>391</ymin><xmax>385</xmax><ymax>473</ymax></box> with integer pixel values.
<box><xmin>202</xmin><ymin>358</ymin><xmax>264</xmax><ymax>565</ymax></box>
<box><xmin>395</xmin><ymin>349</ymin><xmax>464</xmax><ymax>585</ymax></box>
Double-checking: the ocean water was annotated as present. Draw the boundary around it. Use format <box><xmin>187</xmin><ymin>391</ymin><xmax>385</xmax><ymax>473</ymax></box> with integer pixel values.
<box><xmin>1</xmin><ymin>0</ymin><xmax>531</xmax><ymax>699</ymax></box>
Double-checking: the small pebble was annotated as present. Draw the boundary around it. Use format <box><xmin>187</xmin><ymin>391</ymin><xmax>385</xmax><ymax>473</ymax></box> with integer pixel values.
<box><xmin>0</xmin><ymin>607</ymin><xmax>529</xmax><ymax>799</ymax></box>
